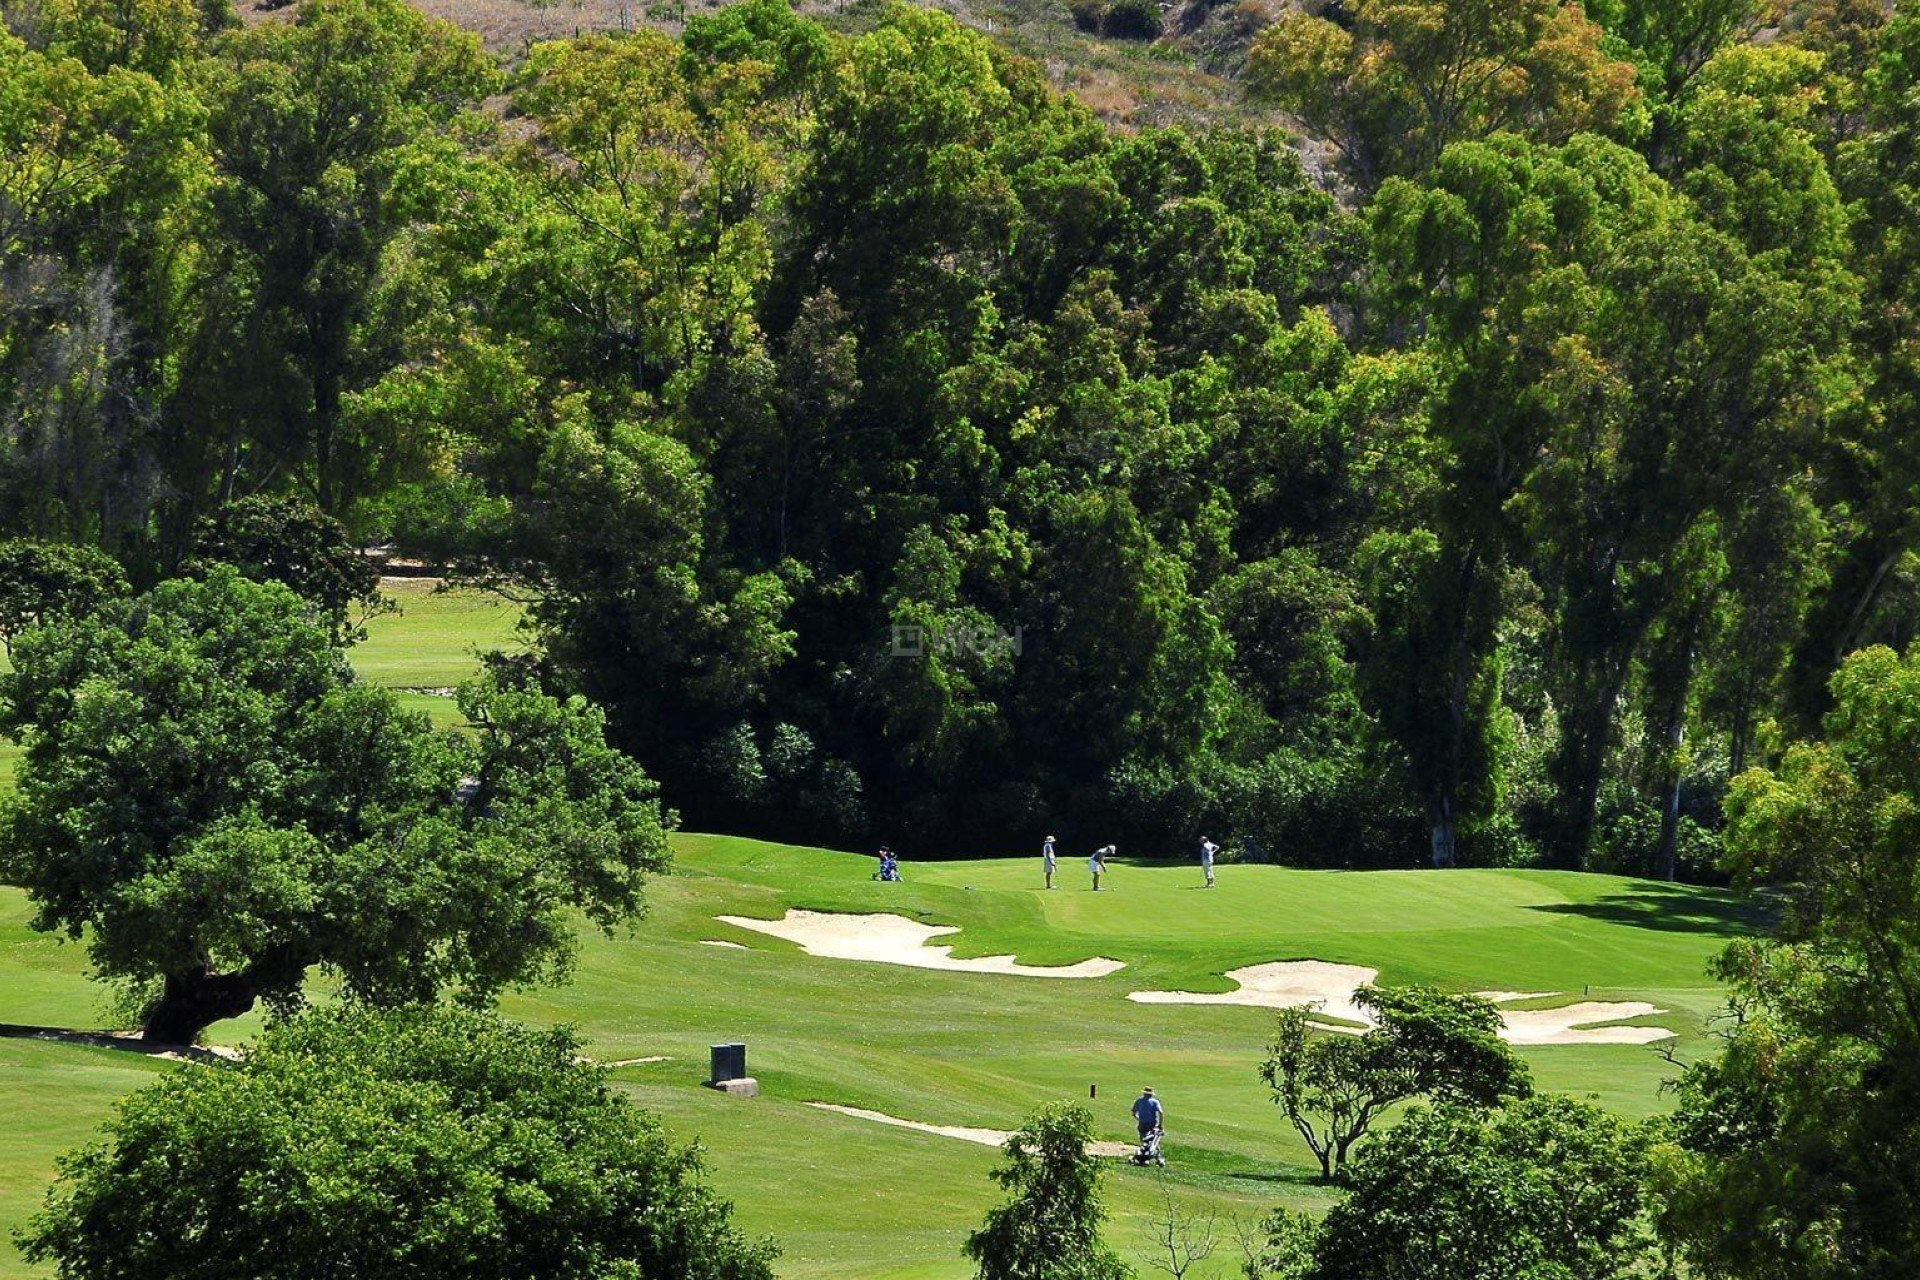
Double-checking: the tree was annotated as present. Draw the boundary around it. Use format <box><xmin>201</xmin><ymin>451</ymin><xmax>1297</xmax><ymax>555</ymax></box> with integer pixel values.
<box><xmin>189</xmin><ymin>494</ymin><xmax>387</xmax><ymax>641</ymax></box>
<box><xmin>964</xmin><ymin>1102</ymin><xmax>1130</xmax><ymax>1280</ymax></box>
<box><xmin>0</xmin><ymin>568</ymin><xmax>670</xmax><ymax>1043</ymax></box>
<box><xmin>1659</xmin><ymin>643</ymin><xmax>1920</xmax><ymax>1278</ymax></box>
<box><xmin>199</xmin><ymin>0</ymin><xmax>497</xmax><ymax>513</ymax></box>
<box><xmin>0</xmin><ymin>538</ymin><xmax>128</xmax><ymax>653</ymax></box>
<box><xmin>1244</xmin><ymin>0</ymin><xmax>1641</xmax><ymax>188</ymax></box>
<box><xmin>1137</xmin><ymin>1187</ymin><xmax>1216</xmax><ymax>1280</ymax></box>
<box><xmin>1258</xmin><ymin>986</ymin><xmax>1531</xmax><ymax>1179</ymax></box>
<box><xmin>20</xmin><ymin>1004</ymin><xmax>778</xmax><ymax>1280</ymax></box>
<box><xmin>1311</xmin><ymin>1097</ymin><xmax>1654</xmax><ymax>1280</ymax></box>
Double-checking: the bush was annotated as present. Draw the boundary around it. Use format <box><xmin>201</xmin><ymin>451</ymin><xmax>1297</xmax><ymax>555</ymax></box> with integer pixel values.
<box><xmin>1101</xmin><ymin>0</ymin><xmax>1164</xmax><ymax>39</ymax></box>
<box><xmin>1071</xmin><ymin>0</ymin><xmax>1104</xmax><ymax>31</ymax></box>
<box><xmin>1310</xmin><ymin>1098</ymin><xmax>1653</xmax><ymax>1280</ymax></box>
<box><xmin>965</xmin><ymin>1103</ymin><xmax>1129</xmax><ymax>1280</ymax></box>
<box><xmin>21</xmin><ymin>1006</ymin><xmax>778</xmax><ymax>1280</ymax></box>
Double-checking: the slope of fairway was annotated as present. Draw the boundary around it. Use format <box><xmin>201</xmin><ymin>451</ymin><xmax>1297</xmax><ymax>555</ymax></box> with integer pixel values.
<box><xmin>0</xmin><ymin>836</ymin><xmax>1756</xmax><ymax>1279</ymax></box>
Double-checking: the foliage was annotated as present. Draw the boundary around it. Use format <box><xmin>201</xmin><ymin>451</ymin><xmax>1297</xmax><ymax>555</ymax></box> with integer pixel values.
<box><xmin>1258</xmin><ymin>985</ymin><xmax>1530</xmax><ymax>1178</ymax></box>
<box><xmin>1311</xmin><ymin>1097</ymin><xmax>1655</xmax><ymax>1280</ymax></box>
<box><xmin>1659</xmin><ymin>643</ymin><xmax>1920</xmax><ymax>1278</ymax></box>
<box><xmin>1245</xmin><ymin>0</ymin><xmax>1642</xmax><ymax>187</ymax></box>
<box><xmin>0</xmin><ymin>568</ymin><xmax>670</xmax><ymax>1042</ymax></box>
<box><xmin>189</xmin><ymin>494</ymin><xmax>388</xmax><ymax>641</ymax></box>
<box><xmin>964</xmin><ymin>1102</ymin><xmax>1131</xmax><ymax>1280</ymax></box>
<box><xmin>0</xmin><ymin>0</ymin><xmax>1913</xmax><ymax>877</ymax></box>
<box><xmin>0</xmin><ymin>538</ymin><xmax>129</xmax><ymax>651</ymax></box>
<box><xmin>19</xmin><ymin>1004</ymin><xmax>778</xmax><ymax>1280</ymax></box>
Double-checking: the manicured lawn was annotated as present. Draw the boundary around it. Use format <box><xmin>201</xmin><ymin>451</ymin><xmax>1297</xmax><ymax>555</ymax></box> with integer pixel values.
<box><xmin>0</xmin><ymin>835</ymin><xmax>1753</xmax><ymax>1279</ymax></box>
<box><xmin>0</xmin><ymin>1040</ymin><xmax>170</xmax><ymax>1275</ymax></box>
<box><xmin>353</xmin><ymin>577</ymin><xmax>526</xmax><ymax>690</ymax></box>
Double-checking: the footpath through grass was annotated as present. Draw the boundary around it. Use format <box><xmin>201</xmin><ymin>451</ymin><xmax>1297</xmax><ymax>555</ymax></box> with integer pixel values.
<box><xmin>0</xmin><ymin>584</ymin><xmax>1759</xmax><ymax>1278</ymax></box>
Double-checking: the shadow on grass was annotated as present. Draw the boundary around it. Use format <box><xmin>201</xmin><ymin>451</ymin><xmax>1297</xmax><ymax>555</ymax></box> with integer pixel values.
<box><xmin>1527</xmin><ymin>884</ymin><xmax>1775</xmax><ymax>937</ymax></box>
<box><xmin>0</xmin><ymin>1022</ymin><xmax>234</xmax><ymax>1064</ymax></box>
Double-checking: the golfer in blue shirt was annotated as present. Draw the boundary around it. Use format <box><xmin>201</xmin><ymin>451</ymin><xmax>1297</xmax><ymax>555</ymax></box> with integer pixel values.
<box><xmin>1132</xmin><ymin>1086</ymin><xmax>1163</xmax><ymax>1139</ymax></box>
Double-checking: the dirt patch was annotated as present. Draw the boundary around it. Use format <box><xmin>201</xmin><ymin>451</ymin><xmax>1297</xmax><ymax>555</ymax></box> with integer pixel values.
<box><xmin>807</xmin><ymin>1103</ymin><xmax>1136</xmax><ymax>1158</ymax></box>
<box><xmin>714</xmin><ymin>910</ymin><xmax>1124</xmax><ymax>978</ymax></box>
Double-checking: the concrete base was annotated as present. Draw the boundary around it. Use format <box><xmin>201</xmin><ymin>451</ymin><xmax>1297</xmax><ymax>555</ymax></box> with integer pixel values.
<box><xmin>707</xmin><ymin>1076</ymin><xmax>759</xmax><ymax>1098</ymax></box>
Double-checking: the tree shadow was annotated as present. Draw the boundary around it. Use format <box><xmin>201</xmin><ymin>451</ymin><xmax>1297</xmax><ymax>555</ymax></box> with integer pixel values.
<box><xmin>0</xmin><ymin>1022</ymin><xmax>235</xmax><ymax>1065</ymax></box>
<box><xmin>1526</xmin><ymin>884</ymin><xmax>1774</xmax><ymax>937</ymax></box>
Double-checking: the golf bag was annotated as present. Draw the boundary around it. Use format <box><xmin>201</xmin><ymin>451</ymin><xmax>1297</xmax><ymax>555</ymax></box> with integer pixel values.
<box><xmin>1130</xmin><ymin>1127</ymin><xmax>1165</xmax><ymax>1166</ymax></box>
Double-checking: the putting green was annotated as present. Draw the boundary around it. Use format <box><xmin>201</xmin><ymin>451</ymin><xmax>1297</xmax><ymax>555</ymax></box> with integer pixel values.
<box><xmin>0</xmin><ymin>836</ymin><xmax>1755</xmax><ymax>1279</ymax></box>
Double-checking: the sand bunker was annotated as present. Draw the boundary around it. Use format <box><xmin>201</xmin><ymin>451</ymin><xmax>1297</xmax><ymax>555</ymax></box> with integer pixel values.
<box><xmin>1128</xmin><ymin>960</ymin><xmax>1380</xmax><ymax>1025</ymax></box>
<box><xmin>808</xmin><ymin>1104</ymin><xmax>1135</xmax><ymax>1157</ymax></box>
<box><xmin>700</xmin><ymin>939</ymin><xmax>748</xmax><ymax>949</ymax></box>
<box><xmin>1497</xmin><ymin>1002</ymin><xmax>1672</xmax><ymax>1046</ymax></box>
<box><xmin>714</xmin><ymin>910</ymin><xmax>1124</xmax><ymax>978</ymax></box>
<box><xmin>1127</xmin><ymin>962</ymin><xmax>1674</xmax><ymax>1046</ymax></box>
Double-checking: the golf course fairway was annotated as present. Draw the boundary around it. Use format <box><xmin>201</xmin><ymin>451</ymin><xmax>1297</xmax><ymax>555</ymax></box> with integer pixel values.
<box><xmin>0</xmin><ymin>586</ymin><xmax>1764</xmax><ymax>1278</ymax></box>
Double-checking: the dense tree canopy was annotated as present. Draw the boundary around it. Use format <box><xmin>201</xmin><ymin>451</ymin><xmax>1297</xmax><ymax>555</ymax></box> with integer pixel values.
<box><xmin>1659</xmin><ymin>644</ymin><xmax>1920</xmax><ymax>1279</ymax></box>
<box><xmin>2</xmin><ymin>0</ymin><xmax>1916</xmax><ymax>875</ymax></box>
<box><xmin>0</xmin><ymin>569</ymin><xmax>670</xmax><ymax>1042</ymax></box>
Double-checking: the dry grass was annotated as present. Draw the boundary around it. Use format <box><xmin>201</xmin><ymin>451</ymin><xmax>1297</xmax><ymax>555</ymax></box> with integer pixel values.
<box><xmin>233</xmin><ymin>0</ymin><xmax>1280</xmax><ymax>130</ymax></box>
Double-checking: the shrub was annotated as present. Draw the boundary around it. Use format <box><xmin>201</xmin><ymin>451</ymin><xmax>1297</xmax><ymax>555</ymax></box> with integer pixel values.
<box><xmin>1101</xmin><ymin>0</ymin><xmax>1164</xmax><ymax>39</ymax></box>
<box><xmin>21</xmin><ymin>1006</ymin><xmax>778</xmax><ymax>1280</ymax></box>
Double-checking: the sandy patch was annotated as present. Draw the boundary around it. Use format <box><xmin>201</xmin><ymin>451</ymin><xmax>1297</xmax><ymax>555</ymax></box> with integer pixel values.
<box><xmin>700</xmin><ymin>939</ymin><xmax>748</xmax><ymax>950</ymax></box>
<box><xmin>1128</xmin><ymin>961</ymin><xmax>1379</xmax><ymax>1025</ymax></box>
<box><xmin>602</xmin><ymin>1055</ymin><xmax>671</xmax><ymax>1067</ymax></box>
<box><xmin>1497</xmin><ymin>1002</ymin><xmax>1673</xmax><ymax>1046</ymax></box>
<box><xmin>808</xmin><ymin>1103</ymin><xmax>1135</xmax><ymax>1158</ymax></box>
<box><xmin>1126</xmin><ymin>963</ymin><xmax>1674</xmax><ymax>1046</ymax></box>
<box><xmin>714</xmin><ymin>910</ymin><xmax>1124</xmax><ymax>978</ymax></box>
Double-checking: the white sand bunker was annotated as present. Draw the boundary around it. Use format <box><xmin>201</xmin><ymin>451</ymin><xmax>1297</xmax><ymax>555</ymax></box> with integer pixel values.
<box><xmin>1129</xmin><ymin>960</ymin><xmax>1380</xmax><ymax>1026</ymax></box>
<box><xmin>809</xmin><ymin>1104</ymin><xmax>1135</xmax><ymax>1158</ymax></box>
<box><xmin>714</xmin><ymin>910</ymin><xmax>1124</xmax><ymax>978</ymax></box>
<box><xmin>1127</xmin><ymin>962</ymin><xmax>1674</xmax><ymax>1046</ymax></box>
<box><xmin>700</xmin><ymin>939</ymin><xmax>748</xmax><ymax>949</ymax></box>
<box><xmin>1498</xmin><ymin>1002</ymin><xmax>1671</xmax><ymax>1046</ymax></box>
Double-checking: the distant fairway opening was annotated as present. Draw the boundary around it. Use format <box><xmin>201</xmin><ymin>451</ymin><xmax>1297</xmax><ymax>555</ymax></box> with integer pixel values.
<box><xmin>1127</xmin><ymin>962</ymin><xmax>1675</xmax><ymax>1046</ymax></box>
<box><xmin>714</xmin><ymin>909</ymin><xmax>1125</xmax><ymax>977</ymax></box>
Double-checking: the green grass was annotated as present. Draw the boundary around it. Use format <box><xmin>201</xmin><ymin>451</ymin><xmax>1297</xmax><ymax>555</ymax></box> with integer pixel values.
<box><xmin>0</xmin><ymin>583</ymin><xmax>1759</xmax><ymax>1277</ymax></box>
<box><xmin>0</xmin><ymin>838</ymin><xmax>1753</xmax><ymax>1278</ymax></box>
<box><xmin>0</xmin><ymin>1040</ymin><xmax>171</xmax><ymax>1267</ymax></box>
<box><xmin>354</xmin><ymin>577</ymin><xmax>526</xmax><ymax>690</ymax></box>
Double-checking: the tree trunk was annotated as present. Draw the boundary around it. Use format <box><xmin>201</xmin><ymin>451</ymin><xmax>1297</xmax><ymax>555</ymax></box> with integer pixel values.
<box><xmin>141</xmin><ymin>964</ymin><xmax>261</xmax><ymax>1045</ymax></box>
<box><xmin>1428</xmin><ymin>797</ymin><xmax>1457</xmax><ymax>869</ymax></box>
<box><xmin>1653</xmin><ymin>620</ymin><xmax>1701</xmax><ymax>883</ymax></box>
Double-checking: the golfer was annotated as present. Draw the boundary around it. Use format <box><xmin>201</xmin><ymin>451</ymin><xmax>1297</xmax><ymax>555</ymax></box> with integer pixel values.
<box><xmin>1089</xmin><ymin>844</ymin><xmax>1114</xmax><ymax>891</ymax></box>
<box><xmin>1043</xmin><ymin>835</ymin><xmax>1057</xmax><ymax>890</ymax></box>
<box><xmin>1132</xmin><ymin>1086</ymin><xmax>1163</xmax><ymax>1140</ymax></box>
<box><xmin>1200</xmin><ymin>836</ymin><xmax>1218</xmax><ymax>889</ymax></box>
